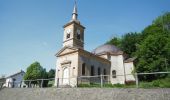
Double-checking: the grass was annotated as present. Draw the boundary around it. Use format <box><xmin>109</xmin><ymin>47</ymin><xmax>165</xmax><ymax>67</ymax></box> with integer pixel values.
<box><xmin>78</xmin><ymin>83</ymin><xmax>136</xmax><ymax>88</ymax></box>
<box><xmin>139</xmin><ymin>77</ymin><xmax>170</xmax><ymax>88</ymax></box>
<box><xmin>78</xmin><ymin>77</ymin><xmax>170</xmax><ymax>88</ymax></box>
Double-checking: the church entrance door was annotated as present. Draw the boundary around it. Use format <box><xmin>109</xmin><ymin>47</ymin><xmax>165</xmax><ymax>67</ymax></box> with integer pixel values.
<box><xmin>63</xmin><ymin>67</ymin><xmax>69</xmax><ymax>85</ymax></box>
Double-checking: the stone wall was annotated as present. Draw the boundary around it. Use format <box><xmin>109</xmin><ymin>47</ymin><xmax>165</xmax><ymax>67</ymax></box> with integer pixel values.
<box><xmin>0</xmin><ymin>88</ymin><xmax>170</xmax><ymax>100</ymax></box>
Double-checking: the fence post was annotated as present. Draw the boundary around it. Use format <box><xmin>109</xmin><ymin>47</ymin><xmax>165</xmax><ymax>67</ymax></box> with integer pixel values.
<box><xmin>8</xmin><ymin>82</ymin><xmax>9</xmax><ymax>88</ymax></box>
<box><xmin>76</xmin><ymin>77</ymin><xmax>78</xmax><ymax>88</ymax></box>
<box><xmin>20</xmin><ymin>81</ymin><xmax>22</xmax><ymax>88</ymax></box>
<box><xmin>0</xmin><ymin>83</ymin><xmax>1</xmax><ymax>88</ymax></box>
<box><xmin>100</xmin><ymin>74</ymin><xmax>103</xmax><ymax>88</ymax></box>
<box><xmin>135</xmin><ymin>73</ymin><xmax>139</xmax><ymax>88</ymax></box>
<box><xmin>41</xmin><ymin>79</ymin><xmax>43</xmax><ymax>88</ymax></box>
<box><xmin>57</xmin><ymin>78</ymin><xmax>59</xmax><ymax>88</ymax></box>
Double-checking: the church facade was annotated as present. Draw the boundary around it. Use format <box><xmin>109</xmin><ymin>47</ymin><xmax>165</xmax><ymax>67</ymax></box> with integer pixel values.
<box><xmin>54</xmin><ymin>3</ymin><xmax>135</xmax><ymax>87</ymax></box>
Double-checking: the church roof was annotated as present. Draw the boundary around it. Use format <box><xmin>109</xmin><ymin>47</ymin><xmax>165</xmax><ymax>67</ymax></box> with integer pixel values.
<box><xmin>63</xmin><ymin>20</ymin><xmax>85</xmax><ymax>29</ymax></box>
<box><xmin>92</xmin><ymin>44</ymin><xmax>123</xmax><ymax>55</ymax></box>
<box><xmin>124</xmin><ymin>57</ymin><xmax>137</xmax><ymax>63</ymax></box>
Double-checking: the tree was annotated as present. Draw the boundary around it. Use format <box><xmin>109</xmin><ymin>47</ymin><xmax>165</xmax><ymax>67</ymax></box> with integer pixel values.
<box><xmin>106</xmin><ymin>12</ymin><xmax>170</xmax><ymax>81</ymax></box>
<box><xmin>106</xmin><ymin>37</ymin><xmax>121</xmax><ymax>48</ymax></box>
<box><xmin>121</xmin><ymin>32</ymin><xmax>141</xmax><ymax>57</ymax></box>
<box><xmin>41</xmin><ymin>68</ymin><xmax>48</xmax><ymax>87</ymax></box>
<box><xmin>48</xmin><ymin>69</ymin><xmax>55</xmax><ymax>78</ymax></box>
<box><xmin>24</xmin><ymin>61</ymin><xmax>48</xmax><ymax>87</ymax></box>
<box><xmin>134</xmin><ymin>12</ymin><xmax>170</xmax><ymax>80</ymax></box>
<box><xmin>106</xmin><ymin>32</ymin><xmax>141</xmax><ymax>57</ymax></box>
<box><xmin>24</xmin><ymin>62</ymin><xmax>43</xmax><ymax>80</ymax></box>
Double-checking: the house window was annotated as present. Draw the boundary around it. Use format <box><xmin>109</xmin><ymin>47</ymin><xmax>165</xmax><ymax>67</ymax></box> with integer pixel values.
<box><xmin>98</xmin><ymin>67</ymin><xmax>101</xmax><ymax>75</ymax></box>
<box><xmin>12</xmin><ymin>78</ymin><xmax>16</xmax><ymax>81</ymax></box>
<box><xmin>91</xmin><ymin>66</ymin><xmax>94</xmax><ymax>76</ymax></box>
<box><xmin>82</xmin><ymin>63</ymin><xmax>85</xmax><ymax>76</ymax></box>
<box><xmin>112</xmin><ymin>70</ymin><xmax>116</xmax><ymax>78</ymax></box>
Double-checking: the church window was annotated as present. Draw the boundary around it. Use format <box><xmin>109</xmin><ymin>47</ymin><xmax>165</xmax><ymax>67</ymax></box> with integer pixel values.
<box><xmin>82</xmin><ymin>63</ymin><xmax>85</xmax><ymax>76</ymax></box>
<box><xmin>77</xmin><ymin>30</ymin><xmax>81</xmax><ymax>40</ymax></box>
<box><xmin>112</xmin><ymin>70</ymin><xmax>116</xmax><ymax>78</ymax></box>
<box><xmin>91</xmin><ymin>66</ymin><xmax>94</xmax><ymax>76</ymax></box>
<box><xmin>66</xmin><ymin>33</ymin><xmax>70</xmax><ymax>39</ymax></box>
<box><xmin>98</xmin><ymin>67</ymin><xmax>101</xmax><ymax>75</ymax></box>
<box><xmin>103</xmin><ymin>69</ymin><xmax>106</xmax><ymax>79</ymax></box>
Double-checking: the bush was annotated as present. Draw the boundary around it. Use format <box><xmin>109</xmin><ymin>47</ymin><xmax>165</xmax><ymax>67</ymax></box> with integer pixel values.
<box><xmin>139</xmin><ymin>77</ymin><xmax>170</xmax><ymax>88</ymax></box>
<box><xmin>139</xmin><ymin>82</ymin><xmax>154</xmax><ymax>88</ymax></box>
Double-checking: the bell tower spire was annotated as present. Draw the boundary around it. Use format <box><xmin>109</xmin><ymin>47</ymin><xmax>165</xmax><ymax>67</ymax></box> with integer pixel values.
<box><xmin>72</xmin><ymin>1</ymin><xmax>78</xmax><ymax>21</ymax></box>
<box><xmin>63</xmin><ymin>0</ymin><xmax>85</xmax><ymax>49</ymax></box>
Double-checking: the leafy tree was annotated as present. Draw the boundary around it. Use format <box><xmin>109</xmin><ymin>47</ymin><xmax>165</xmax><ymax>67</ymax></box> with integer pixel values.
<box><xmin>24</xmin><ymin>61</ymin><xmax>48</xmax><ymax>87</ymax></box>
<box><xmin>41</xmin><ymin>68</ymin><xmax>48</xmax><ymax>87</ymax></box>
<box><xmin>153</xmin><ymin>12</ymin><xmax>170</xmax><ymax>31</ymax></box>
<box><xmin>24</xmin><ymin>62</ymin><xmax>43</xmax><ymax>80</ymax></box>
<box><xmin>135</xmin><ymin>12</ymin><xmax>170</xmax><ymax>80</ymax></box>
<box><xmin>121</xmin><ymin>32</ymin><xmax>141</xmax><ymax>57</ymax></box>
<box><xmin>48</xmin><ymin>69</ymin><xmax>56</xmax><ymax>78</ymax></box>
<box><xmin>106</xmin><ymin>12</ymin><xmax>170</xmax><ymax>81</ymax></box>
<box><xmin>106</xmin><ymin>37</ymin><xmax>122</xmax><ymax>48</ymax></box>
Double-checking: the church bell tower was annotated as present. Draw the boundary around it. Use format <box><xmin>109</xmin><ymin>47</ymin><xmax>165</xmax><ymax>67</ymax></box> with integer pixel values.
<box><xmin>63</xmin><ymin>2</ymin><xmax>85</xmax><ymax>49</ymax></box>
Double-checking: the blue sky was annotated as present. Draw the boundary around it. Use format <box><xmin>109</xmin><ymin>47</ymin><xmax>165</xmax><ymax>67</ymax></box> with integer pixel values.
<box><xmin>0</xmin><ymin>0</ymin><xmax>170</xmax><ymax>76</ymax></box>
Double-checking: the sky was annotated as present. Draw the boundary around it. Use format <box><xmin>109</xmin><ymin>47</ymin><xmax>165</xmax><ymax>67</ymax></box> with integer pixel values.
<box><xmin>0</xmin><ymin>0</ymin><xmax>170</xmax><ymax>76</ymax></box>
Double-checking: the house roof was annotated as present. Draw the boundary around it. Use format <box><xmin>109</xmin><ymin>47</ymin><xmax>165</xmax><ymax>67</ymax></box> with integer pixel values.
<box><xmin>6</xmin><ymin>70</ymin><xmax>25</xmax><ymax>78</ymax></box>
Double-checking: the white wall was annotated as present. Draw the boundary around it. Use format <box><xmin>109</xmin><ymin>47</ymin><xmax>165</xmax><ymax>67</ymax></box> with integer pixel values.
<box><xmin>55</xmin><ymin>53</ymin><xmax>78</xmax><ymax>87</ymax></box>
<box><xmin>124</xmin><ymin>62</ymin><xmax>135</xmax><ymax>82</ymax></box>
<box><xmin>4</xmin><ymin>72</ymin><xmax>25</xmax><ymax>88</ymax></box>
<box><xmin>110</xmin><ymin>55</ymin><xmax>125</xmax><ymax>84</ymax></box>
<box><xmin>79</xmin><ymin>56</ymin><xmax>110</xmax><ymax>74</ymax></box>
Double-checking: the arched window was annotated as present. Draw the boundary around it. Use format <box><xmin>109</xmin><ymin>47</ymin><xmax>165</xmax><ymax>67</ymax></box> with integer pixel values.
<box><xmin>66</xmin><ymin>33</ymin><xmax>70</xmax><ymax>39</ymax></box>
<box><xmin>112</xmin><ymin>70</ymin><xmax>116</xmax><ymax>78</ymax></box>
<box><xmin>82</xmin><ymin>63</ymin><xmax>85</xmax><ymax>76</ymax></box>
<box><xmin>77</xmin><ymin>30</ymin><xmax>81</xmax><ymax>40</ymax></box>
<box><xmin>91</xmin><ymin>66</ymin><xmax>94</xmax><ymax>76</ymax></box>
<box><xmin>98</xmin><ymin>67</ymin><xmax>101</xmax><ymax>75</ymax></box>
<box><xmin>77</xmin><ymin>33</ymin><xmax>80</xmax><ymax>39</ymax></box>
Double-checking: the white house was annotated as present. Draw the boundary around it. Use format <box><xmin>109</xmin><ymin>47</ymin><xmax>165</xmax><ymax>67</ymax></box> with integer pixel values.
<box><xmin>3</xmin><ymin>70</ymin><xmax>25</xmax><ymax>88</ymax></box>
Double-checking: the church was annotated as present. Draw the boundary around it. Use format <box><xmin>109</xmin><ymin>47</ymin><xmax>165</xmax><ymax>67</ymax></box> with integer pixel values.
<box><xmin>54</xmin><ymin>3</ymin><xmax>135</xmax><ymax>87</ymax></box>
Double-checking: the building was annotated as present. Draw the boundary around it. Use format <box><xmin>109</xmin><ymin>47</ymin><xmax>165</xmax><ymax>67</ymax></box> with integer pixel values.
<box><xmin>55</xmin><ymin>2</ymin><xmax>135</xmax><ymax>87</ymax></box>
<box><xmin>3</xmin><ymin>70</ymin><xmax>25</xmax><ymax>88</ymax></box>
<box><xmin>0</xmin><ymin>77</ymin><xmax>5</xmax><ymax>88</ymax></box>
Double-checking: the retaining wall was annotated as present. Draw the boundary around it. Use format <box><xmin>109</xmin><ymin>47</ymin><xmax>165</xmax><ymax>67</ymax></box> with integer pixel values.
<box><xmin>0</xmin><ymin>88</ymin><xmax>170</xmax><ymax>100</ymax></box>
